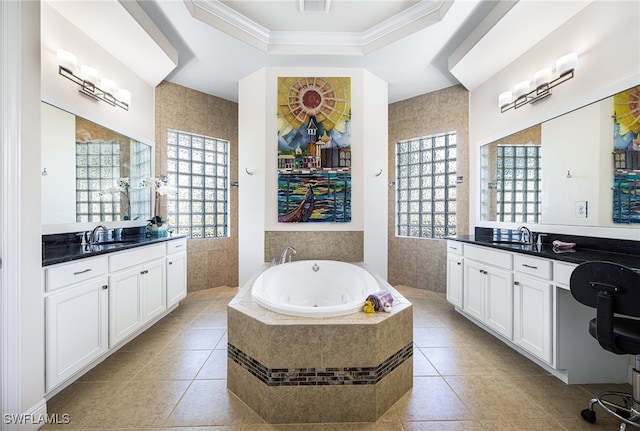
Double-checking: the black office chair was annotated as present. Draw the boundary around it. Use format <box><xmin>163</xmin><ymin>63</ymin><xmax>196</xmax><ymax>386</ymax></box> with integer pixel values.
<box><xmin>570</xmin><ymin>261</ymin><xmax>640</xmax><ymax>430</ymax></box>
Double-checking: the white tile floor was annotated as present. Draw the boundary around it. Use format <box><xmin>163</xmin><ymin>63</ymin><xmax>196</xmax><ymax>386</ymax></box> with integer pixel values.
<box><xmin>44</xmin><ymin>285</ymin><xmax>628</xmax><ymax>430</ymax></box>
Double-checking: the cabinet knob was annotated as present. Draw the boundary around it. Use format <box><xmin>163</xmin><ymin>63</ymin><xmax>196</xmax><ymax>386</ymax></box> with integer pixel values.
<box><xmin>457</xmin><ymin>262</ymin><xmax>461</xmax><ymax>265</ymax></box>
<box><xmin>102</xmin><ymin>285</ymin><xmax>108</xmax><ymax>290</ymax></box>
<box><xmin>169</xmin><ymin>261</ymin><xmax>173</xmax><ymax>265</ymax></box>
<box><xmin>514</xmin><ymin>281</ymin><xmax>520</xmax><ymax>286</ymax></box>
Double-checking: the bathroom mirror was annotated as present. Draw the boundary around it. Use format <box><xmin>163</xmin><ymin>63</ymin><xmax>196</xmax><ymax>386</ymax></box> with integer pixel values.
<box><xmin>41</xmin><ymin>102</ymin><xmax>152</xmax><ymax>225</ymax></box>
<box><xmin>480</xmin><ymin>86</ymin><xmax>638</xmax><ymax>228</ymax></box>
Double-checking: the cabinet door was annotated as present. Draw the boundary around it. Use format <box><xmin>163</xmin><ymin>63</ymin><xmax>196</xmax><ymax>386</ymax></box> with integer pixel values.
<box><xmin>46</xmin><ymin>277</ymin><xmax>108</xmax><ymax>391</ymax></box>
<box><xmin>514</xmin><ymin>274</ymin><xmax>552</xmax><ymax>364</ymax></box>
<box><xmin>109</xmin><ymin>267</ymin><xmax>142</xmax><ymax>347</ymax></box>
<box><xmin>463</xmin><ymin>259</ymin><xmax>485</xmax><ymax>321</ymax></box>
<box><xmin>167</xmin><ymin>252</ymin><xmax>187</xmax><ymax>308</ymax></box>
<box><xmin>141</xmin><ymin>259</ymin><xmax>167</xmax><ymax>323</ymax></box>
<box><xmin>446</xmin><ymin>254</ymin><xmax>463</xmax><ymax>307</ymax></box>
<box><xmin>484</xmin><ymin>266</ymin><xmax>514</xmax><ymax>339</ymax></box>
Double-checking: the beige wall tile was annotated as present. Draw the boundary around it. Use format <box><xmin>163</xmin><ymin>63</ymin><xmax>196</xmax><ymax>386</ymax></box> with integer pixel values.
<box><xmin>388</xmin><ymin>85</ymin><xmax>468</xmax><ymax>292</ymax></box>
<box><xmin>156</xmin><ymin>81</ymin><xmax>239</xmax><ymax>292</ymax></box>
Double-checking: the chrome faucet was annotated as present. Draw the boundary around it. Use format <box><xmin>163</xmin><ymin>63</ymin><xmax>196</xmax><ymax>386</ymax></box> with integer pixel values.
<box><xmin>86</xmin><ymin>225</ymin><xmax>108</xmax><ymax>245</ymax></box>
<box><xmin>517</xmin><ymin>225</ymin><xmax>533</xmax><ymax>244</ymax></box>
<box><xmin>280</xmin><ymin>246</ymin><xmax>297</xmax><ymax>264</ymax></box>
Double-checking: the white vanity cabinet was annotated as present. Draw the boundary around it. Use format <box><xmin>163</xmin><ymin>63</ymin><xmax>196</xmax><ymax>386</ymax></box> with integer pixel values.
<box><xmin>445</xmin><ymin>241</ymin><xmax>463</xmax><ymax>307</ymax></box>
<box><xmin>44</xmin><ymin>256</ymin><xmax>109</xmax><ymax>392</ymax></box>
<box><xmin>513</xmin><ymin>255</ymin><xmax>553</xmax><ymax>364</ymax></box>
<box><xmin>166</xmin><ymin>238</ymin><xmax>187</xmax><ymax>308</ymax></box>
<box><xmin>462</xmin><ymin>244</ymin><xmax>514</xmax><ymax>339</ymax></box>
<box><xmin>44</xmin><ymin>237</ymin><xmax>188</xmax><ymax>394</ymax></box>
<box><xmin>446</xmin><ymin>240</ymin><xmax>631</xmax><ymax>384</ymax></box>
<box><xmin>108</xmin><ymin>243</ymin><xmax>166</xmax><ymax>347</ymax></box>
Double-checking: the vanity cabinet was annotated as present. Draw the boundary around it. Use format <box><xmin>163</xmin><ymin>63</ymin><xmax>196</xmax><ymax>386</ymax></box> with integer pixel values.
<box><xmin>445</xmin><ymin>241</ymin><xmax>463</xmax><ymax>307</ymax></box>
<box><xmin>44</xmin><ymin>256</ymin><xmax>109</xmax><ymax>391</ymax></box>
<box><xmin>513</xmin><ymin>255</ymin><xmax>553</xmax><ymax>364</ymax></box>
<box><xmin>447</xmin><ymin>240</ymin><xmax>630</xmax><ymax>384</ymax></box>
<box><xmin>166</xmin><ymin>238</ymin><xmax>187</xmax><ymax>308</ymax></box>
<box><xmin>108</xmin><ymin>244</ymin><xmax>166</xmax><ymax>347</ymax></box>
<box><xmin>44</xmin><ymin>237</ymin><xmax>187</xmax><ymax>394</ymax></box>
<box><xmin>462</xmin><ymin>244</ymin><xmax>514</xmax><ymax>339</ymax></box>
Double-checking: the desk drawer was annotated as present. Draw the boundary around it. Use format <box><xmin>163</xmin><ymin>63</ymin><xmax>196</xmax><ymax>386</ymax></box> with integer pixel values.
<box><xmin>514</xmin><ymin>254</ymin><xmax>552</xmax><ymax>280</ymax></box>
<box><xmin>554</xmin><ymin>261</ymin><xmax>577</xmax><ymax>288</ymax></box>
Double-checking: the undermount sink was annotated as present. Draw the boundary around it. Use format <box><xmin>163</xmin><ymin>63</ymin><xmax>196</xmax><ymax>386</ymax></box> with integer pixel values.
<box><xmin>483</xmin><ymin>240</ymin><xmax>525</xmax><ymax>245</ymax></box>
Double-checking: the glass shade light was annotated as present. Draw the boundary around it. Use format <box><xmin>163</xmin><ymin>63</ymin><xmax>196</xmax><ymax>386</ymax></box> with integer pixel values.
<box><xmin>80</xmin><ymin>65</ymin><xmax>99</xmax><ymax>86</ymax></box>
<box><xmin>99</xmin><ymin>78</ymin><xmax>117</xmax><ymax>96</ymax></box>
<box><xmin>499</xmin><ymin>91</ymin><xmax>513</xmax><ymax>109</ymax></box>
<box><xmin>533</xmin><ymin>68</ymin><xmax>552</xmax><ymax>89</ymax></box>
<box><xmin>556</xmin><ymin>52</ymin><xmax>578</xmax><ymax>77</ymax></box>
<box><xmin>117</xmin><ymin>88</ymin><xmax>131</xmax><ymax>106</ymax></box>
<box><xmin>56</xmin><ymin>49</ymin><xmax>76</xmax><ymax>73</ymax></box>
<box><xmin>514</xmin><ymin>81</ymin><xmax>530</xmax><ymax>100</ymax></box>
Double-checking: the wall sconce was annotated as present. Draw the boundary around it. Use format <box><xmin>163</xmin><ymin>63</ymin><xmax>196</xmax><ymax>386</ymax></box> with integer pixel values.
<box><xmin>56</xmin><ymin>49</ymin><xmax>131</xmax><ymax>111</ymax></box>
<box><xmin>499</xmin><ymin>52</ymin><xmax>578</xmax><ymax>113</ymax></box>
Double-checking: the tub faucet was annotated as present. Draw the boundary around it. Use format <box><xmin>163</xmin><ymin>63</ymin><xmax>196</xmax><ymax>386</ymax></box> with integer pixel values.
<box><xmin>86</xmin><ymin>225</ymin><xmax>108</xmax><ymax>245</ymax></box>
<box><xmin>280</xmin><ymin>246</ymin><xmax>297</xmax><ymax>264</ymax></box>
<box><xmin>517</xmin><ymin>225</ymin><xmax>533</xmax><ymax>244</ymax></box>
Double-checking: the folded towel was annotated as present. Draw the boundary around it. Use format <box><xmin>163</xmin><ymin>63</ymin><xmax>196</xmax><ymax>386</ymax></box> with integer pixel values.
<box><xmin>552</xmin><ymin>240</ymin><xmax>576</xmax><ymax>250</ymax></box>
<box><xmin>366</xmin><ymin>291</ymin><xmax>394</xmax><ymax>312</ymax></box>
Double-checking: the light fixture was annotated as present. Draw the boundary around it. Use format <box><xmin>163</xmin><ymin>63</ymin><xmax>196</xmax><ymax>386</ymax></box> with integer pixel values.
<box><xmin>499</xmin><ymin>52</ymin><xmax>578</xmax><ymax>113</ymax></box>
<box><xmin>56</xmin><ymin>49</ymin><xmax>131</xmax><ymax>111</ymax></box>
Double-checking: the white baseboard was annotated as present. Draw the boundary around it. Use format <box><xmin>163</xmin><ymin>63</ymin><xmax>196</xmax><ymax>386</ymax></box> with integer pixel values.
<box><xmin>1</xmin><ymin>398</ymin><xmax>48</xmax><ymax>431</ymax></box>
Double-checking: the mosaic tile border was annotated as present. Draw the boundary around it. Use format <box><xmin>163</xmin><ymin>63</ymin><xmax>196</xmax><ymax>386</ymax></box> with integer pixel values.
<box><xmin>228</xmin><ymin>342</ymin><xmax>413</xmax><ymax>386</ymax></box>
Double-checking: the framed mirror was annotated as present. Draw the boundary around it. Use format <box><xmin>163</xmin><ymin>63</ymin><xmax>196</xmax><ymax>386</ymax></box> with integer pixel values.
<box><xmin>480</xmin><ymin>85</ymin><xmax>639</xmax><ymax>228</ymax></box>
<box><xmin>41</xmin><ymin>102</ymin><xmax>152</xmax><ymax>226</ymax></box>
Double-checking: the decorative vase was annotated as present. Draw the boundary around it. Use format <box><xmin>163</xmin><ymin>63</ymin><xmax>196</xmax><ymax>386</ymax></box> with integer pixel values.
<box><xmin>148</xmin><ymin>223</ymin><xmax>169</xmax><ymax>238</ymax></box>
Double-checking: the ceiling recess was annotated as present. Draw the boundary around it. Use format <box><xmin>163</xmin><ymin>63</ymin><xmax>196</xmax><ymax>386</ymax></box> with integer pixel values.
<box><xmin>300</xmin><ymin>0</ymin><xmax>330</xmax><ymax>13</ymax></box>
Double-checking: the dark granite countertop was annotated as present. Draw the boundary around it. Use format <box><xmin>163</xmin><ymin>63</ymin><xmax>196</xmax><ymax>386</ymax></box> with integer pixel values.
<box><xmin>42</xmin><ymin>234</ymin><xmax>187</xmax><ymax>267</ymax></box>
<box><xmin>449</xmin><ymin>234</ymin><xmax>640</xmax><ymax>269</ymax></box>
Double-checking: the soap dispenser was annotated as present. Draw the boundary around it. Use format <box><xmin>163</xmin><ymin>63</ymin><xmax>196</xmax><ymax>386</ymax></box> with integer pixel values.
<box><xmin>537</xmin><ymin>233</ymin><xmax>547</xmax><ymax>247</ymax></box>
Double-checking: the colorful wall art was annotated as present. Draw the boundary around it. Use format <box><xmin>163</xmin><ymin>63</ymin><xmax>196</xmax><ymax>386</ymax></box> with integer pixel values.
<box><xmin>277</xmin><ymin>77</ymin><xmax>352</xmax><ymax>223</ymax></box>
<box><xmin>612</xmin><ymin>85</ymin><xmax>640</xmax><ymax>223</ymax></box>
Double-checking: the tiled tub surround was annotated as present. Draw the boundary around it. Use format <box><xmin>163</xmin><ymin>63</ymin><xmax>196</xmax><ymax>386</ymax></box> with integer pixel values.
<box><xmin>264</xmin><ymin>231</ymin><xmax>364</xmax><ymax>263</ymax></box>
<box><xmin>227</xmin><ymin>263</ymin><xmax>413</xmax><ymax>423</ymax></box>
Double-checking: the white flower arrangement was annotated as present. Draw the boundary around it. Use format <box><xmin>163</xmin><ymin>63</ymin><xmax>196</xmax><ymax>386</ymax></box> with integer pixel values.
<box><xmin>143</xmin><ymin>175</ymin><xmax>176</xmax><ymax>227</ymax></box>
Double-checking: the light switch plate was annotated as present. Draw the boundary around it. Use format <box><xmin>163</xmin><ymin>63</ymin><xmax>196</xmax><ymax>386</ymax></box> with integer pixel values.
<box><xmin>575</xmin><ymin>201</ymin><xmax>588</xmax><ymax>218</ymax></box>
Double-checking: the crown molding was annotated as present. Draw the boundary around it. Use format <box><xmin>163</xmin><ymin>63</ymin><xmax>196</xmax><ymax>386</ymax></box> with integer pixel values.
<box><xmin>185</xmin><ymin>0</ymin><xmax>450</xmax><ymax>55</ymax></box>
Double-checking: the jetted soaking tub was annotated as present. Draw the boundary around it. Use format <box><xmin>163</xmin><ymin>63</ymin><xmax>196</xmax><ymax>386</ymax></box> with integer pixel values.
<box><xmin>251</xmin><ymin>260</ymin><xmax>381</xmax><ymax>317</ymax></box>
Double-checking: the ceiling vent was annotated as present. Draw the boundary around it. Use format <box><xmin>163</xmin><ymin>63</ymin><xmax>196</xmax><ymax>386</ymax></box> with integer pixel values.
<box><xmin>299</xmin><ymin>0</ymin><xmax>330</xmax><ymax>13</ymax></box>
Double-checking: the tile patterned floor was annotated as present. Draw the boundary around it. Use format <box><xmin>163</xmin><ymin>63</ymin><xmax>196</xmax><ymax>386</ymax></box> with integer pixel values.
<box><xmin>43</xmin><ymin>285</ymin><xmax>629</xmax><ymax>430</ymax></box>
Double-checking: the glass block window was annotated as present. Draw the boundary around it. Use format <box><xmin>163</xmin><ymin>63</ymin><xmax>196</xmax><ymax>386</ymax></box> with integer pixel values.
<box><xmin>396</xmin><ymin>132</ymin><xmax>457</xmax><ymax>238</ymax></box>
<box><xmin>495</xmin><ymin>145</ymin><xmax>541</xmax><ymax>223</ymax></box>
<box><xmin>76</xmin><ymin>141</ymin><xmax>121</xmax><ymax>223</ymax></box>
<box><xmin>166</xmin><ymin>129</ymin><xmax>229</xmax><ymax>238</ymax></box>
<box><xmin>129</xmin><ymin>140</ymin><xmax>152</xmax><ymax>221</ymax></box>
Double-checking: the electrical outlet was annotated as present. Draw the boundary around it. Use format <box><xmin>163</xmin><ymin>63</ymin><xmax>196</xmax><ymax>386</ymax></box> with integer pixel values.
<box><xmin>575</xmin><ymin>201</ymin><xmax>588</xmax><ymax>218</ymax></box>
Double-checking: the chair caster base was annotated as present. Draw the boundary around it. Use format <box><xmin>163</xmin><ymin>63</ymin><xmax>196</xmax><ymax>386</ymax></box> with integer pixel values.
<box><xmin>581</xmin><ymin>408</ymin><xmax>596</xmax><ymax>424</ymax></box>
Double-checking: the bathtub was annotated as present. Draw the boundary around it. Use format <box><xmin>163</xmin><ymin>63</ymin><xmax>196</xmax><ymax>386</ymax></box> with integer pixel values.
<box><xmin>251</xmin><ymin>260</ymin><xmax>381</xmax><ymax>317</ymax></box>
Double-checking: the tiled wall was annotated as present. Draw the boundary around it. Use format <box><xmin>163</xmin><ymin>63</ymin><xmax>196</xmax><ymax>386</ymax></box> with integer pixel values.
<box><xmin>155</xmin><ymin>81</ymin><xmax>239</xmax><ymax>291</ymax></box>
<box><xmin>387</xmin><ymin>85</ymin><xmax>470</xmax><ymax>292</ymax></box>
<box><xmin>264</xmin><ymin>231</ymin><xmax>363</xmax><ymax>264</ymax></box>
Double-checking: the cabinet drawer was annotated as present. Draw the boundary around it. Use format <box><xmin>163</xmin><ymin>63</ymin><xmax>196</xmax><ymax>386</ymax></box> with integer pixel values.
<box><xmin>109</xmin><ymin>244</ymin><xmax>165</xmax><ymax>273</ymax></box>
<box><xmin>554</xmin><ymin>261</ymin><xmax>577</xmax><ymax>288</ymax></box>
<box><xmin>447</xmin><ymin>240</ymin><xmax>463</xmax><ymax>255</ymax></box>
<box><xmin>514</xmin><ymin>254</ymin><xmax>552</xmax><ymax>280</ymax></box>
<box><xmin>46</xmin><ymin>256</ymin><xmax>108</xmax><ymax>292</ymax></box>
<box><xmin>464</xmin><ymin>244</ymin><xmax>513</xmax><ymax>270</ymax></box>
<box><xmin>167</xmin><ymin>238</ymin><xmax>187</xmax><ymax>254</ymax></box>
